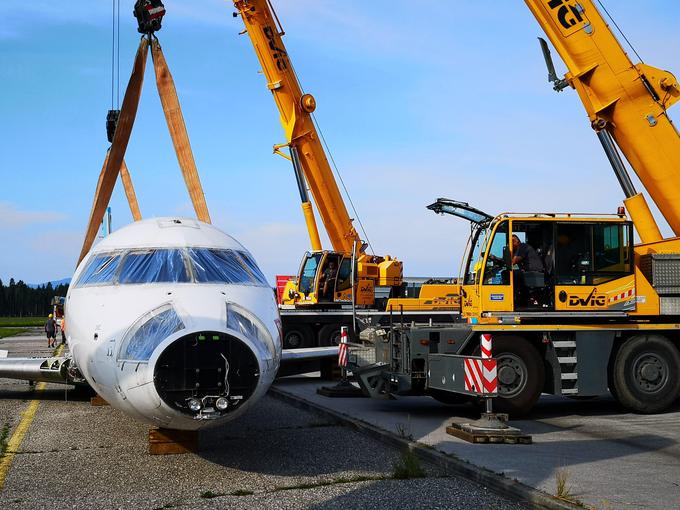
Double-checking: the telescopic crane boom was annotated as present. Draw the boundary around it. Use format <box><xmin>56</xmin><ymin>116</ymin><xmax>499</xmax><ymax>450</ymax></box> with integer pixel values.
<box><xmin>233</xmin><ymin>0</ymin><xmax>403</xmax><ymax>306</ymax></box>
<box><xmin>526</xmin><ymin>0</ymin><xmax>680</xmax><ymax>243</ymax></box>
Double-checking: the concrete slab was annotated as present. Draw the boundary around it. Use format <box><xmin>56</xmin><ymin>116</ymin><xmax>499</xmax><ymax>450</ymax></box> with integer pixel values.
<box><xmin>274</xmin><ymin>375</ymin><xmax>680</xmax><ymax>510</ymax></box>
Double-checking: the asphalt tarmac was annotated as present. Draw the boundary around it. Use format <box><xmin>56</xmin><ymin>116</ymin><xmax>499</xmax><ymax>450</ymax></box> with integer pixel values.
<box><xmin>275</xmin><ymin>375</ymin><xmax>680</xmax><ymax>510</ymax></box>
<box><xmin>0</xmin><ymin>330</ymin><xmax>528</xmax><ymax>510</ymax></box>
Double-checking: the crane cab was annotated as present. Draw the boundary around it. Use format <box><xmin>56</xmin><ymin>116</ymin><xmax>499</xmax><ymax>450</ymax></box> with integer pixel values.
<box><xmin>281</xmin><ymin>250</ymin><xmax>374</xmax><ymax>307</ymax></box>
<box><xmin>429</xmin><ymin>199</ymin><xmax>636</xmax><ymax>322</ymax></box>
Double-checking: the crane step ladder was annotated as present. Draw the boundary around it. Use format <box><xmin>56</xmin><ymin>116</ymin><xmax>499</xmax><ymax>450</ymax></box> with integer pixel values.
<box><xmin>554</xmin><ymin>340</ymin><xmax>579</xmax><ymax>395</ymax></box>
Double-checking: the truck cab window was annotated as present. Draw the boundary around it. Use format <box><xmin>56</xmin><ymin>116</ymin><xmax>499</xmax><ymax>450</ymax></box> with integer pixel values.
<box><xmin>483</xmin><ymin>222</ymin><xmax>509</xmax><ymax>285</ymax></box>
<box><xmin>298</xmin><ymin>253</ymin><xmax>322</xmax><ymax>296</ymax></box>
<box><xmin>336</xmin><ymin>258</ymin><xmax>352</xmax><ymax>292</ymax></box>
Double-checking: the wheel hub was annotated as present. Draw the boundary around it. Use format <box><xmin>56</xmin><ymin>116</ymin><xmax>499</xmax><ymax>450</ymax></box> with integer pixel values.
<box><xmin>633</xmin><ymin>353</ymin><xmax>668</xmax><ymax>393</ymax></box>
<box><xmin>496</xmin><ymin>354</ymin><xmax>527</xmax><ymax>398</ymax></box>
<box><xmin>498</xmin><ymin>366</ymin><xmax>517</xmax><ymax>385</ymax></box>
<box><xmin>286</xmin><ymin>333</ymin><xmax>302</xmax><ymax>348</ymax></box>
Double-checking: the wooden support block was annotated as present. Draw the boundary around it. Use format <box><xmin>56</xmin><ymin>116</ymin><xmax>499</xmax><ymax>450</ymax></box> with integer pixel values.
<box><xmin>149</xmin><ymin>428</ymin><xmax>199</xmax><ymax>455</ymax></box>
<box><xmin>446</xmin><ymin>425</ymin><xmax>532</xmax><ymax>445</ymax></box>
<box><xmin>90</xmin><ymin>395</ymin><xmax>109</xmax><ymax>406</ymax></box>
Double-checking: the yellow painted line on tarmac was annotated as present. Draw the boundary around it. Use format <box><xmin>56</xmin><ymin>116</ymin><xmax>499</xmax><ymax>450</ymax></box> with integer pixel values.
<box><xmin>0</xmin><ymin>344</ymin><xmax>65</xmax><ymax>490</ymax></box>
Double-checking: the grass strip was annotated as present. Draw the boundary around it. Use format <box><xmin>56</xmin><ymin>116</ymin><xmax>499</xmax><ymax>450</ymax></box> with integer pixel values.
<box><xmin>0</xmin><ymin>317</ymin><xmax>45</xmax><ymax>327</ymax></box>
<box><xmin>0</xmin><ymin>328</ymin><xmax>28</xmax><ymax>339</ymax></box>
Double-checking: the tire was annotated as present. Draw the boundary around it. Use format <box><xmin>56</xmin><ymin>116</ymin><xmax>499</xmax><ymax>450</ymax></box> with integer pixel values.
<box><xmin>611</xmin><ymin>334</ymin><xmax>680</xmax><ymax>414</ymax></box>
<box><xmin>318</xmin><ymin>324</ymin><xmax>356</xmax><ymax>346</ymax></box>
<box><xmin>283</xmin><ymin>325</ymin><xmax>314</xmax><ymax>349</ymax></box>
<box><xmin>490</xmin><ymin>336</ymin><xmax>544</xmax><ymax>417</ymax></box>
<box><xmin>318</xmin><ymin>324</ymin><xmax>342</xmax><ymax>347</ymax></box>
<box><xmin>429</xmin><ymin>389</ymin><xmax>471</xmax><ymax>405</ymax></box>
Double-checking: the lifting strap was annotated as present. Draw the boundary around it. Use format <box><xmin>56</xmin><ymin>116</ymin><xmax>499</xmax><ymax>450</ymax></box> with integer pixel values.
<box><xmin>119</xmin><ymin>159</ymin><xmax>142</xmax><ymax>222</ymax></box>
<box><xmin>78</xmin><ymin>33</ymin><xmax>212</xmax><ymax>265</ymax></box>
<box><xmin>151</xmin><ymin>39</ymin><xmax>211</xmax><ymax>224</ymax></box>
<box><xmin>78</xmin><ymin>38</ymin><xmax>149</xmax><ymax>265</ymax></box>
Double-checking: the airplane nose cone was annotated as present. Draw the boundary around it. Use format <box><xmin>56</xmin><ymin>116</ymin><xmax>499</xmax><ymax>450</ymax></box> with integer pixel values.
<box><xmin>153</xmin><ymin>331</ymin><xmax>260</xmax><ymax>419</ymax></box>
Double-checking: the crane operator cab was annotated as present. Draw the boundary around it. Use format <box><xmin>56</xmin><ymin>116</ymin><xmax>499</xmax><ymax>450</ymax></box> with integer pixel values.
<box><xmin>283</xmin><ymin>251</ymin><xmax>358</xmax><ymax>306</ymax></box>
<box><xmin>428</xmin><ymin>199</ymin><xmax>635</xmax><ymax>322</ymax></box>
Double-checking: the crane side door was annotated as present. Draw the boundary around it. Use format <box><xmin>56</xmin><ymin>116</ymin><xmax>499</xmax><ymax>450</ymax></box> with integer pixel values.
<box><xmin>479</xmin><ymin>221</ymin><xmax>514</xmax><ymax>311</ymax></box>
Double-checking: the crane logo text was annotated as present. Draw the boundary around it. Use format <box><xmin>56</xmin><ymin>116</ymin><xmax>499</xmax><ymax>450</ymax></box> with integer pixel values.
<box><xmin>263</xmin><ymin>26</ymin><xmax>288</xmax><ymax>71</ymax></box>
<box><xmin>568</xmin><ymin>289</ymin><xmax>606</xmax><ymax>307</ymax></box>
<box><xmin>545</xmin><ymin>0</ymin><xmax>585</xmax><ymax>31</ymax></box>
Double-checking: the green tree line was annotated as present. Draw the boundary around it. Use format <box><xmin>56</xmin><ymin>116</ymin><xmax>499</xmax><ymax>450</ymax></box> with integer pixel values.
<box><xmin>0</xmin><ymin>279</ymin><xmax>69</xmax><ymax>317</ymax></box>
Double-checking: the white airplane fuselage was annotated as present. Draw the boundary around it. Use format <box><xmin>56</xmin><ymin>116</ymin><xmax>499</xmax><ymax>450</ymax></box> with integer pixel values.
<box><xmin>65</xmin><ymin>218</ymin><xmax>281</xmax><ymax>430</ymax></box>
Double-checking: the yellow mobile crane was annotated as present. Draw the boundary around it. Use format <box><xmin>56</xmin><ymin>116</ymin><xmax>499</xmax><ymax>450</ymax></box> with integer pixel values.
<box><xmin>351</xmin><ymin>0</ymin><xmax>680</xmax><ymax>416</ymax></box>
<box><xmin>232</xmin><ymin>0</ymin><xmax>459</xmax><ymax>348</ymax></box>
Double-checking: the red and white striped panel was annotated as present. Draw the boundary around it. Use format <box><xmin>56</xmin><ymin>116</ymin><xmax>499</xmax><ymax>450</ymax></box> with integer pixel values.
<box><xmin>338</xmin><ymin>328</ymin><xmax>348</xmax><ymax>367</ymax></box>
<box><xmin>608</xmin><ymin>288</ymin><xmax>635</xmax><ymax>303</ymax></box>
<box><xmin>464</xmin><ymin>358</ymin><xmax>497</xmax><ymax>395</ymax></box>
<box><xmin>480</xmin><ymin>333</ymin><xmax>492</xmax><ymax>359</ymax></box>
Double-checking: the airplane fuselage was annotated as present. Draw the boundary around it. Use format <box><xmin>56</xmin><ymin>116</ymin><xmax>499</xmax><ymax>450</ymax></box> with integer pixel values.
<box><xmin>65</xmin><ymin>218</ymin><xmax>281</xmax><ymax>430</ymax></box>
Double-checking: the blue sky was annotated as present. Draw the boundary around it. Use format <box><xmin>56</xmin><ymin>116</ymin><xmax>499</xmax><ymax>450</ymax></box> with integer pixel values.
<box><xmin>1</xmin><ymin>0</ymin><xmax>678</xmax><ymax>285</ymax></box>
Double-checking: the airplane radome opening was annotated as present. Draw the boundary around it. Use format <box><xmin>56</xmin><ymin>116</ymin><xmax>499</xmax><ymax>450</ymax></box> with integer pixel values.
<box><xmin>154</xmin><ymin>331</ymin><xmax>260</xmax><ymax>419</ymax></box>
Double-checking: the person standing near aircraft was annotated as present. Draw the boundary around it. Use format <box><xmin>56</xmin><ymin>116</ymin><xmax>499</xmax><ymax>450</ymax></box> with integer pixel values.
<box><xmin>45</xmin><ymin>314</ymin><xmax>57</xmax><ymax>348</ymax></box>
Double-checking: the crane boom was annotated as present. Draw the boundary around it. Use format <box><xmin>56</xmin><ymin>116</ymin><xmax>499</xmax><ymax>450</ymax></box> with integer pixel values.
<box><xmin>233</xmin><ymin>0</ymin><xmax>358</xmax><ymax>254</ymax></box>
<box><xmin>525</xmin><ymin>0</ymin><xmax>680</xmax><ymax>241</ymax></box>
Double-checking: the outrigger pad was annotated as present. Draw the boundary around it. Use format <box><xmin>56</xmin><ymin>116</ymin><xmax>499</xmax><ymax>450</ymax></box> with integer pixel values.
<box><xmin>317</xmin><ymin>379</ymin><xmax>365</xmax><ymax>398</ymax></box>
<box><xmin>446</xmin><ymin>413</ymin><xmax>532</xmax><ymax>444</ymax></box>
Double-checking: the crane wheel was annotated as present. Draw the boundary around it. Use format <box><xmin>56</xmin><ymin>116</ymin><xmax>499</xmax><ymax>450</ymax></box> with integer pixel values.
<box><xmin>488</xmin><ymin>336</ymin><xmax>544</xmax><ymax>418</ymax></box>
<box><xmin>611</xmin><ymin>334</ymin><xmax>680</xmax><ymax>414</ymax></box>
<box><xmin>318</xmin><ymin>324</ymin><xmax>342</xmax><ymax>346</ymax></box>
<box><xmin>283</xmin><ymin>325</ymin><xmax>313</xmax><ymax>349</ymax></box>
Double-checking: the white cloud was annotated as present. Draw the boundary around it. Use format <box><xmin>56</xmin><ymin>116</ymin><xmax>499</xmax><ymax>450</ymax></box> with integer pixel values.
<box><xmin>0</xmin><ymin>202</ymin><xmax>66</xmax><ymax>230</ymax></box>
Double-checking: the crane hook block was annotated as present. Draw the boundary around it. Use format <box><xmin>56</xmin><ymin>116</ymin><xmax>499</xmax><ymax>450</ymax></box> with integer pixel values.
<box><xmin>133</xmin><ymin>0</ymin><xmax>166</xmax><ymax>35</ymax></box>
<box><xmin>106</xmin><ymin>109</ymin><xmax>120</xmax><ymax>143</ymax></box>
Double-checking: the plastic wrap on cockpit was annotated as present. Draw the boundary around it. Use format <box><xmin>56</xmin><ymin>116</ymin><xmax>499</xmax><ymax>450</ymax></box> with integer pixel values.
<box><xmin>120</xmin><ymin>306</ymin><xmax>185</xmax><ymax>361</ymax></box>
<box><xmin>226</xmin><ymin>303</ymin><xmax>275</xmax><ymax>358</ymax></box>
<box><xmin>118</xmin><ymin>249</ymin><xmax>189</xmax><ymax>284</ymax></box>
<box><xmin>187</xmin><ymin>248</ymin><xmax>265</xmax><ymax>286</ymax></box>
<box><xmin>238</xmin><ymin>251</ymin><xmax>269</xmax><ymax>286</ymax></box>
<box><xmin>75</xmin><ymin>253</ymin><xmax>121</xmax><ymax>287</ymax></box>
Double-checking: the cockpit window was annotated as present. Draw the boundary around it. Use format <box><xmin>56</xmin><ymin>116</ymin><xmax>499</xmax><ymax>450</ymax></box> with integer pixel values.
<box><xmin>75</xmin><ymin>253</ymin><xmax>122</xmax><ymax>286</ymax></box>
<box><xmin>187</xmin><ymin>248</ymin><xmax>266</xmax><ymax>286</ymax></box>
<box><xmin>238</xmin><ymin>251</ymin><xmax>269</xmax><ymax>286</ymax></box>
<box><xmin>73</xmin><ymin>247</ymin><xmax>268</xmax><ymax>288</ymax></box>
<box><xmin>118</xmin><ymin>249</ymin><xmax>189</xmax><ymax>284</ymax></box>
